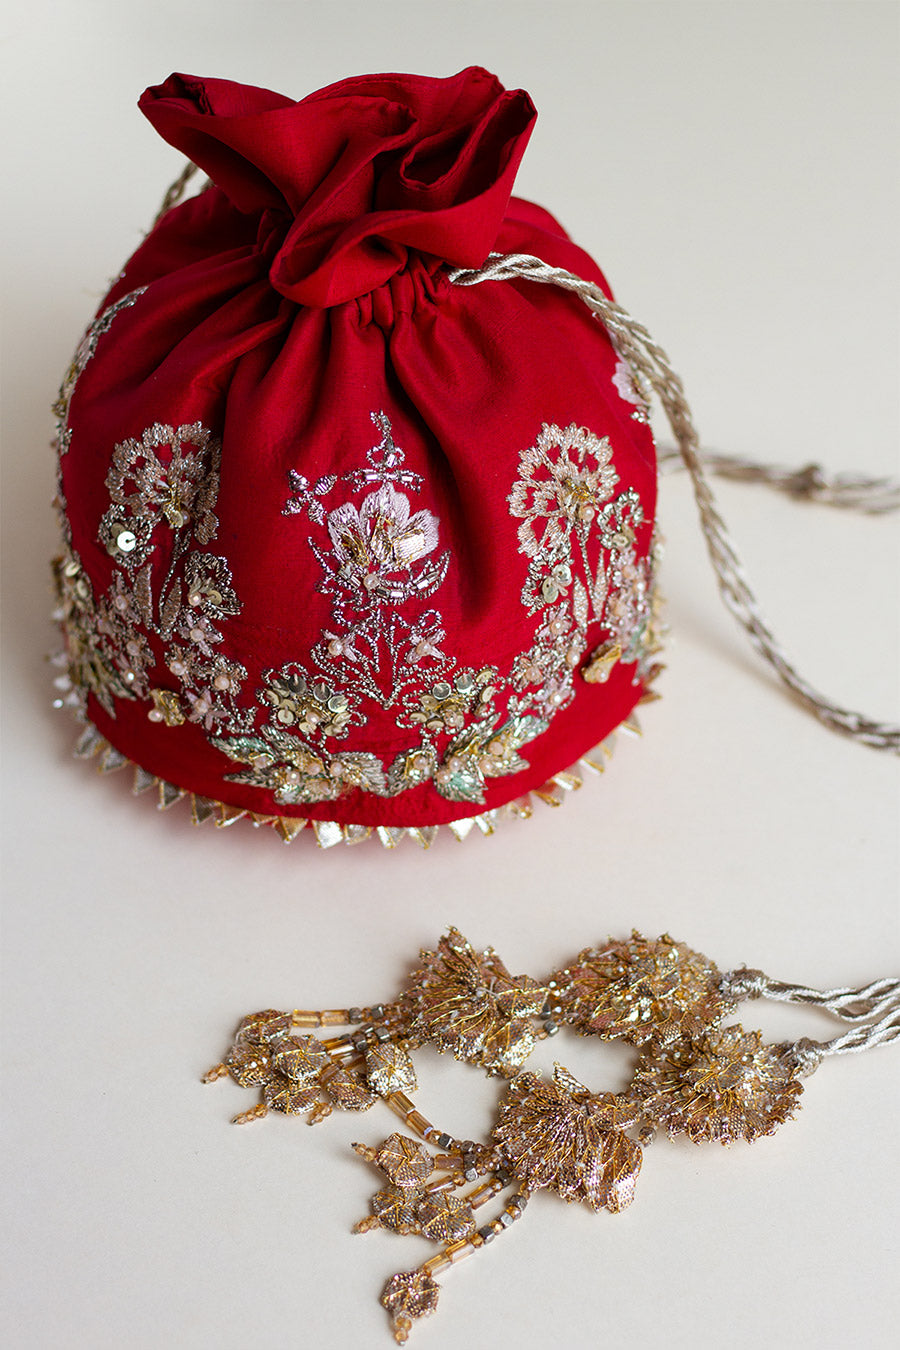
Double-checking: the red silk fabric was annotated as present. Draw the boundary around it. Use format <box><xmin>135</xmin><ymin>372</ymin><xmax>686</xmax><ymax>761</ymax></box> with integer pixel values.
<box><xmin>61</xmin><ymin>69</ymin><xmax>657</xmax><ymax>827</ymax></box>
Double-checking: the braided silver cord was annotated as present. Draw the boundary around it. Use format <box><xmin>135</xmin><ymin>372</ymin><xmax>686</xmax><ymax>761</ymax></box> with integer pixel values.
<box><xmin>450</xmin><ymin>252</ymin><xmax>899</xmax><ymax>752</ymax></box>
<box><xmin>657</xmin><ymin>446</ymin><xmax>900</xmax><ymax>515</ymax></box>
<box><xmin>789</xmin><ymin>1007</ymin><xmax>900</xmax><ymax>1076</ymax></box>
<box><xmin>719</xmin><ymin>969</ymin><xmax>900</xmax><ymax>1022</ymax></box>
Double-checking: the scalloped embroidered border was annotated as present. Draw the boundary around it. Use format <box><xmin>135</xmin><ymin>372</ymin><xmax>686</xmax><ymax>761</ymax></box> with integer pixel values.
<box><xmin>64</xmin><ymin>703</ymin><xmax>653</xmax><ymax>850</ymax></box>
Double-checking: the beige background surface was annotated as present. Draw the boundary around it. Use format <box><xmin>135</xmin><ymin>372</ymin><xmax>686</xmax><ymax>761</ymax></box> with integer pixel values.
<box><xmin>2</xmin><ymin>3</ymin><xmax>898</xmax><ymax>1348</ymax></box>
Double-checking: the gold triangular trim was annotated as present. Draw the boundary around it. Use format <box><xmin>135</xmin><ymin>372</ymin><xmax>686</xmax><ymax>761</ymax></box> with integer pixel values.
<box><xmin>157</xmin><ymin>780</ymin><xmax>185</xmax><ymax>810</ymax></box>
<box><xmin>313</xmin><ymin>819</ymin><xmax>344</xmax><ymax>849</ymax></box>
<box><xmin>74</xmin><ymin>725</ymin><xmax>105</xmax><ymax>758</ymax></box>
<box><xmin>65</xmin><ymin>701</ymin><xmax>647</xmax><ymax>850</ymax></box>
<box><xmin>274</xmin><ymin>816</ymin><xmax>307</xmax><ymax>844</ymax></box>
<box><xmin>132</xmin><ymin>766</ymin><xmax>158</xmax><ymax>795</ymax></box>
<box><xmin>98</xmin><ymin>745</ymin><xmax>129</xmax><ymax>774</ymax></box>
<box><xmin>215</xmin><ymin>804</ymin><xmax>246</xmax><ymax>828</ymax></box>
<box><xmin>190</xmin><ymin>795</ymin><xmax>218</xmax><ymax>826</ymax></box>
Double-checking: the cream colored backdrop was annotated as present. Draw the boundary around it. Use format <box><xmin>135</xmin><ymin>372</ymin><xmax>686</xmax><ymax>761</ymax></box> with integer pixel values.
<box><xmin>1</xmin><ymin>3</ymin><xmax>898</xmax><ymax>1349</ymax></box>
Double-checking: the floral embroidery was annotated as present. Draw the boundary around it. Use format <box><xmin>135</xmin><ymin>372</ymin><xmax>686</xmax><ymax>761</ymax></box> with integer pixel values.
<box><xmin>612</xmin><ymin>356</ymin><xmax>652</xmax><ymax>424</ymax></box>
<box><xmin>633</xmin><ymin>1025</ymin><xmax>804</xmax><ymax>1145</ymax></box>
<box><xmin>99</xmin><ymin>421</ymin><xmax>221</xmax><ymax>561</ymax></box>
<box><xmin>214</xmin><ymin>413</ymin><xmax>653</xmax><ymax>805</ymax></box>
<box><xmin>508</xmin><ymin>422</ymin><xmax>620</xmax><ymax>617</ymax></box>
<box><xmin>54</xmin><ymin>411</ymin><xmax>250</xmax><ymax>736</ymax></box>
<box><xmin>403</xmin><ymin>928</ymin><xmax>548</xmax><ymax>1077</ymax></box>
<box><xmin>52</xmin><ymin>288</ymin><xmax>147</xmax><ymax>553</ymax></box>
<box><xmin>53</xmin><ymin>288</ymin><xmax>148</xmax><ymax>459</ymax></box>
<box><xmin>493</xmin><ymin>1065</ymin><xmax>643</xmax><ymax>1211</ymax></box>
<box><xmin>56</xmin><ymin>388</ymin><xmax>658</xmax><ymax>811</ymax></box>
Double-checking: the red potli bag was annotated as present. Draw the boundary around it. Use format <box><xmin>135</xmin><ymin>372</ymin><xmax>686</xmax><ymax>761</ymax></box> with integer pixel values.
<box><xmin>51</xmin><ymin>68</ymin><xmax>898</xmax><ymax>847</ymax></box>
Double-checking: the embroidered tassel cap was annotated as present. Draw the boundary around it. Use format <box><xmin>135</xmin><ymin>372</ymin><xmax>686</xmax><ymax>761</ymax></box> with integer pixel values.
<box><xmin>52</xmin><ymin>68</ymin><xmax>662</xmax><ymax>841</ymax></box>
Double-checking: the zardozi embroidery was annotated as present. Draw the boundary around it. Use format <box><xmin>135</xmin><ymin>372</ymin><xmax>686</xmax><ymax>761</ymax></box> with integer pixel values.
<box><xmin>54</xmin><ymin>354</ymin><xmax>658</xmax><ymax>809</ymax></box>
<box><xmin>203</xmin><ymin>927</ymin><xmax>900</xmax><ymax>1342</ymax></box>
<box><xmin>212</xmin><ymin>412</ymin><xmax>656</xmax><ymax>805</ymax></box>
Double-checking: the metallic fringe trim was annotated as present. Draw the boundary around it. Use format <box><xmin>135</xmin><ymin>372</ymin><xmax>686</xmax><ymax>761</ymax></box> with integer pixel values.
<box><xmin>68</xmin><ymin>711</ymin><xmax>647</xmax><ymax>850</ymax></box>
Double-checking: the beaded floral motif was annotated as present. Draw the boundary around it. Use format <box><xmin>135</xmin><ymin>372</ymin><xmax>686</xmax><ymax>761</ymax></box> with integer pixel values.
<box><xmin>493</xmin><ymin>1065</ymin><xmax>642</xmax><ymax>1211</ymax></box>
<box><xmin>611</xmin><ymin>356</ymin><xmax>652</xmax><ymax>424</ymax></box>
<box><xmin>54</xmin><ymin>416</ymin><xmax>250</xmax><ymax>732</ymax></box>
<box><xmin>403</xmin><ymin>928</ymin><xmax>548</xmax><ymax>1077</ymax></box>
<box><xmin>55</xmin><ymin>367</ymin><xmax>657</xmax><ymax>808</ymax></box>
<box><xmin>555</xmin><ymin>932</ymin><xmax>726</xmax><ymax>1048</ymax></box>
<box><xmin>633</xmin><ymin>1025</ymin><xmax>804</xmax><ymax>1144</ymax></box>
<box><xmin>210</xmin><ymin>412</ymin><xmax>655</xmax><ymax>806</ymax></box>
<box><xmin>203</xmin><ymin>927</ymin><xmax>887</xmax><ymax>1343</ymax></box>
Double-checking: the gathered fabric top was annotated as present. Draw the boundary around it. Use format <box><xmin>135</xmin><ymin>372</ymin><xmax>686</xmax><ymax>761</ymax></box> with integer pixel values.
<box><xmin>140</xmin><ymin>68</ymin><xmax>536</xmax><ymax>308</ymax></box>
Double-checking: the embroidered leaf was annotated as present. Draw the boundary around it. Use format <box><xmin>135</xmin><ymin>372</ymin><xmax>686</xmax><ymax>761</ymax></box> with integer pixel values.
<box><xmin>211</xmin><ymin>735</ymin><xmax>272</xmax><ymax>767</ymax></box>
<box><xmin>591</xmin><ymin>562</ymin><xmax>607</xmax><ymax>618</ymax></box>
<box><xmin>573</xmin><ymin>577</ymin><xmax>589</xmax><ymax>628</ymax></box>
<box><xmin>599</xmin><ymin>1129</ymin><xmax>642</xmax><ymax>1213</ymax></box>
<box><xmin>436</xmin><ymin>762</ymin><xmax>485</xmax><ymax>804</ymax></box>
<box><xmin>159</xmin><ymin>582</ymin><xmax>182</xmax><ymax>640</ymax></box>
<box><xmin>331</xmin><ymin>752</ymin><xmax>387</xmax><ymax>795</ymax></box>
<box><xmin>134</xmin><ymin>564</ymin><xmax>153</xmax><ymax>629</ymax></box>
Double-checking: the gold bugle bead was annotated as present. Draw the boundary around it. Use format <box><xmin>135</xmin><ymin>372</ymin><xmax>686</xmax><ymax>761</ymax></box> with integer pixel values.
<box><xmin>321</xmin><ymin>1035</ymin><xmax>355</xmax><ymax>1052</ymax></box>
<box><xmin>467</xmin><ymin>1180</ymin><xmax>502</xmax><ymax>1209</ymax></box>
<box><xmin>445</xmin><ymin>1239</ymin><xmax>478</xmax><ymax>1265</ymax></box>
<box><xmin>406</xmin><ymin>1110</ymin><xmax>432</xmax><ymax>1136</ymax></box>
<box><xmin>290</xmin><ymin>1009</ymin><xmax>349</xmax><ymax>1027</ymax></box>
<box><xmin>421</xmin><ymin>1253</ymin><xmax>452</xmax><ymax>1276</ymax></box>
<box><xmin>422</xmin><ymin>1173</ymin><xmax>462</xmax><ymax>1194</ymax></box>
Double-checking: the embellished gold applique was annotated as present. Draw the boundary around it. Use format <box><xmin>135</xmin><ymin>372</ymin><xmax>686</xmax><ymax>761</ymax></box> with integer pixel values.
<box><xmin>201</xmin><ymin>929</ymin><xmax>888</xmax><ymax>1339</ymax></box>
<box><xmin>554</xmin><ymin>931</ymin><xmax>726</xmax><ymax>1047</ymax></box>
<box><xmin>633</xmin><ymin>1025</ymin><xmax>805</xmax><ymax>1144</ymax></box>
<box><xmin>402</xmin><ymin>928</ymin><xmax>547</xmax><ymax>1076</ymax></box>
<box><xmin>493</xmin><ymin>1064</ymin><xmax>642</xmax><ymax>1211</ymax></box>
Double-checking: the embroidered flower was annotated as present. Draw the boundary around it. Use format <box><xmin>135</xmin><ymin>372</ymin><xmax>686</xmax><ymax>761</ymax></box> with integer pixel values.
<box><xmin>532</xmin><ymin>671</ymin><xmax>576</xmax><ymax>717</ymax></box>
<box><xmin>493</xmin><ymin>1065</ymin><xmax>642</xmax><ymax>1211</ymax></box>
<box><xmin>381</xmin><ymin>1270</ymin><xmax>441</xmax><ymax>1345</ymax></box>
<box><xmin>633</xmin><ymin>1025</ymin><xmax>804</xmax><ymax>1145</ymax></box>
<box><xmin>263</xmin><ymin>670</ymin><xmax>355</xmax><ymax>738</ymax></box>
<box><xmin>185</xmin><ymin>686</ymin><xmax>227</xmax><ymax>731</ymax></box>
<box><xmin>508</xmin><ymin>423</ymin><xmax>619</xmax><ymax>558</ymax></box>
<box><xmin>403</xmin><ymin>928</ymin><xmax>547</xmax><ymax>1076</ymax></box>
<box><xmin>103</xmin><ymin>422</ymin><xmax>221</xmax><ymax>542</ymax></box>
<box><xmin>177</xmin><ymin>612</ymin><xmax>222</xmax><ymax>659</ymax></box>
<box><xmin>323</xmin><ymin>629</ymin><xmax>362</xmax><ymax>662</ymax></box>
<box><xmin>184</xmin><ymin>554</ymin><xmax>240</xmax><ymax>617</ymax></box>
<box><xmin>555</xmin><ymin>933</ymin><xmax>725</xmax><ymax>1048</ymax></box>
<box><xmin>611</xmin><ymin>357</ymin><xmax>651</xmax><ymax>423</ymax></box>
<box><xmin>327</xmin><ymin>482</ymin><xmax>439</xmax><ymax>590</ymax></box>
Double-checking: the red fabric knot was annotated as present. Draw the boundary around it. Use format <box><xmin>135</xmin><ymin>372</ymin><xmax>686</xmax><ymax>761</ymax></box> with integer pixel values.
<box><xmin>140</xmin><ymin>68</ymin><xmax>537</xmax><ymax>309</ymax></box>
